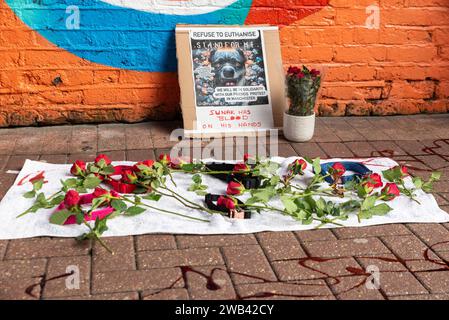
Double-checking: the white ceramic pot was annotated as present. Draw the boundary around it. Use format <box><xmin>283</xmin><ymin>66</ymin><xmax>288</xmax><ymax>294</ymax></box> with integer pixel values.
<box><xmin>283</xmin><ymin>112</ymin><xmax>316</xmax><ymax>142</ymax></box>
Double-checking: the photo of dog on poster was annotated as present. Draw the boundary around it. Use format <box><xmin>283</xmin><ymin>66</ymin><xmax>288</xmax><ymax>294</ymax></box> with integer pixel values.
<box><xmin>191</xmin><ymin>33</ymin><xmax>269</xmax><ymax>107</ymax></box>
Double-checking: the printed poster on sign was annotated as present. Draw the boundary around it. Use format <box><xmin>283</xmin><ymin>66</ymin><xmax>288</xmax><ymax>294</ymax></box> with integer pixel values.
<box><xmin>190</xmin><ymin>27</ymin><xmax>274</xmax><ymax>132</ymax></box>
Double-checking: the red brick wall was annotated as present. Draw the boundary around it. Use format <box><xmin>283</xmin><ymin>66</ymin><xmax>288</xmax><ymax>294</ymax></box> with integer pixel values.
<box><xmin>0</xmin><ymin>0</ymin><xmax>448</xmax><ymax>127</ymax></box>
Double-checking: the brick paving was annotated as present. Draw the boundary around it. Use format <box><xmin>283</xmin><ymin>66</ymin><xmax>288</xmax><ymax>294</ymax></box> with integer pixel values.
<box><xmin>0</xmin><ymin>114</ymin><xmax>449</xmax><ymax>300</ymax></box>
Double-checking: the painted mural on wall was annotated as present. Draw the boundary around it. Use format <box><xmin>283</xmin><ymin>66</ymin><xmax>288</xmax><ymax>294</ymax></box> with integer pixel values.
<box><xmin>4</xmin><ymin>0</ymin><xmax>327</xmax><ymax>72</ymax></box>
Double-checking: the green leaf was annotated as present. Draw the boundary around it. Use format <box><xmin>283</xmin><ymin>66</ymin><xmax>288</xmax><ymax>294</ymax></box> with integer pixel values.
<box><xmin>36</xmin><ymin>193</ymin><xmax>48</xmax><ymax>206</ymax></box>
<box><xmin>413</xmin><ymin>177</ymin><xmax>423</xmax><ymax>189</ymax></box>
<box><xmin>83</xmin><ymin>175</ymin><xmax>102</xmax><ymax>189</ymax></box>
<box><xmin>143</xmin><ymin>194</ymin><xmax>162</xmax><ymax>202</ymax></box>
<box><xmin>192</xmin><ymin>174</ymin><xmax>202</xmax><ymax>184</ymax></box>
<box><xmin>382</xmin><ymin>167</ymin><xmax>402</xmax><ymax>182</ymax></box>
<box><xmin>361</xmin><ymin>196</ymin><xmax>377</xmax><ymax>211</ymax></box>
<box><xmin>89</xmin><ymin>165</ymin><xmax>100</xmax><ymax>173</ymax></box>
<box><xmin>150</xmin><ymin>180</ymin><xmax>161</xmax><ymax>189</ymax></box>
<box><xmin>100</xmin><ymin>166</ymin><xmax>115</xmax><ymax>175</ymax></box>
<box><xmin>252</xmin><ymin>188</ymin><xmax>275</xmax><ymax>203</ymax></box>
<box><xmin>33</xmin><ymin>179</ymin><xmax>44</xmax><ymax>191</ymax></box>
<box><xmin>369</xmin><ymin>203</ymin><xmax>393</xmax><ymax>216</ymax></box>
<box><xmin>313</xmin><ymin>158</ymin><xmax>321</xmax><ymax>175</ymax></box>
<box><xmin>431</xmin><ymin>172</ymin><xmax>442</xmax><ymax>182</ymax></box>
<box><xmin>23</xmin><ymin>190</ymin><xmax>36</xmax><ymax>199</ymax></box>
<box><xmin>50</xmin><ymin>209</ymin><xmax>74</xmax><ymax>225</ymax></box>
<box><xmin>304</xmin><ymin>156</ymin><xmax>314</xmax><ymax>164</ymax></box>
<box><xmin>111</xmin><ymin>199</ymin><xmax>127</xmax><ymax>212</ymax></box>
<box><xmin>125</xmin><ymin>206</ymin><xmax>146</xmax><ymax>216</ymax></box>
<box><xmin>50</xmin><ymin>195</ymin><xmax>65</xmax><ymax>206</ymax></box>
<box><xmin>281</xmin><ymin>196</ymin><xmax>297</xmax><ymax>213</ymax></box>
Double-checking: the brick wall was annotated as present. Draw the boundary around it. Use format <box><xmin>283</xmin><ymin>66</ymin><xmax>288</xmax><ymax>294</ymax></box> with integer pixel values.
<box><xmin>0</xmin><ymin>0</ymin><xmax>448</xmax><ymax>127</ymax></box>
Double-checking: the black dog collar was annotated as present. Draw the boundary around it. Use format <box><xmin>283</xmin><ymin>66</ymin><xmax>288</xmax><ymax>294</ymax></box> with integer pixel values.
<box><xmin>205</xmin><ymin>194</ymin><xmax>252</xmax><ymax>220</ymax></box>
<box><xmin>205</xmin><ymin>163</ymin><xmax>261</xmax><ymax>190</ymax></box>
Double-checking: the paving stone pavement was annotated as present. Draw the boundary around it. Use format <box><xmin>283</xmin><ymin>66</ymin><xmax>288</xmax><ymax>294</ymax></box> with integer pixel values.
<box><xmin>0</xmin><ymin>114</ymin><xmax>449</xmax><ymax>300</ymax></box>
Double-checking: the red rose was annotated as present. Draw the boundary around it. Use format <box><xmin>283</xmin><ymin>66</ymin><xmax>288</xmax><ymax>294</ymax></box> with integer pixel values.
<box><xmin>233</xmin><ymin>163</ymin><xmax>250</xmax><ymax>173</ymax></box>
<box><xmin>331</xmin><ymin>163</ymin><xmax>346</xmax><ymax>176</ymax></box>
<box><xmin>122</xmin><ymin>170</ymin><xmax>138</xmax><ymax>184</ymax></box>
<box><xmin>287</xmin><ymin>66</ymin><xmax>300</xmax><ymax>75</ymax></box>
<box><xmin>364</xmin><ymin>173</ymin><xmax>383</xmax><ymax>188</ymax></box>
<box><xmin>400</xmin><ymin>166</ymin><xmax>409</xmax><ymax>177</ymax></box>
<box><xmin>310</xmin><ymin>69</ymin><xmax>321</xmax><ymax>77</ymax></box>
<box><xmin>217</xmin><ymin>196</ymin><xmax>237</xmax><ymax>210</ymax></box>
<box><xmin>70</xmin><ymin>160</ymin><xmax>86</xmax><ymax>176</ymax></box>
<box><xmin>243</xmin><ymin>154</ymin><xmax>257</xmax><ymax>164</ymax></box>
<box><xmin>159</xmin><ymin>154</ymin><xmax>171</xmax><ymax>164</ymax></box>
<box><xmin>289</xmin><ymin>159</ymin><xmax>307</xmax><ymax>175</ymax></box>
<box><xmin>95</xmin><ymin>154</ymin><xmax>112</xmax><ymax>166</ymax></box>
<box><xmin>133</xmin><ymin>160</ymin><xmax>154</xmax><ymax>172</ymax></box>
<box><xmin>93</xmin><ymin>187</ymin><xmax>109</xmax><ymax>199</ymax></box>
<box><xmin>64</xmin><ymin>190</ymin><xmax>80</xmax><ymax>208</ymax></box>
<box><xmin>227</xmin><ymin>181</ymin><xmax>245</xmax><ymax>196</ymax></box>
<box><xmin>382</xmin><ymin>183</ymin><xmax>400</xmax><ymax>201</ymax></box>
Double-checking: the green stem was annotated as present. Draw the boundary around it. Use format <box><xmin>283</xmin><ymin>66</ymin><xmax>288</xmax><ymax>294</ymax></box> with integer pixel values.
<box><xmin>82</xmin><ymin>221</ymin><xmax>114</xmax><ymax>255</ymax></box>
<box><xmin>159</xmin><ymin>185</ymin><xmax>222</xmax><ymax>215</ymax></box>
<box><xmin>122</xmin><ymin>197</ymin><xmax>210</xmax><ymax>223</ymax></box>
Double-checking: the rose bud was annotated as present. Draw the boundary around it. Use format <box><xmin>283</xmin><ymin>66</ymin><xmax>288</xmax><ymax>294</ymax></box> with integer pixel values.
<box><xmin>289</xmin><ymin>159</ymin><xmax>307</xmax><ymax>176</ymax></box>
<box><xmin>331</xmin><ymin>163</ymin><xmax>346</xmax><ymax>177</ymax></box>
<box><xmin>400</xmin><ymin>166</ymin><xmax>409</xmax><ymax>177</ymax></box>
<box><xmin>93</xmin><ymin>187</ymin><xmax>109</xmax><ymax>199</ymax></box>
<box><xmin>70</xmin><ymin>160</ymin><xmax>86</xmax><ymax>176</ymax></box>
<box><xmin>227</xmin><ymin>181</ymin><xmax>245</xmax><ymax>196</ymax></box>
<box><xmin>95</xmin><ymin>154</ymin><xmax>112</xmax><ymax>166</ymax></box>
<box><xmin>133</xmin><ymin>160</ymin><xmax>154</xmax><ymax>172</ymax></box>
<box><xmin>159</xmin><ymin>154</ymin><xmax>171</xmax><ymax>165</ymax></box>
<box><xmin>287</xmin><ymin>66</ymin><xmax>300</xmax><ymax>75</ymax></box>
<box><xmin>122</xmin><ymin>170</ymin><xmax>138</xmax><ymax>184</ymax></box>
<box><xmin>233</xmin><ymin>163</ymin><xmax>250</xmax><ymax>173</ymax></box>
<box><xmin>381</xmin><ymin>183</ymin><xmax>401</xmax><ymax>201</ymax></box>
<box><xmin>310</xmin><ymin>69</ymin><xmax>321</xmax><ymax>77</ymax></box>
<box><xmin>243</xmin><ymin>154</ymin><xmax>256</xmax><ymax>164</ymax></box>
<box><xmin>64</xmin><ymin>190</ymin><xmax>80</xmax><ymax>208</ymax></box>
<box><xmin>217</xmin><ymin>196</ymin><xmax>237</xmax><ymax>210</ymax></box>
<box><xmin>365</xmin><ymin>173</ymin><xmax>383</xmax><ymax>188</ymax></box>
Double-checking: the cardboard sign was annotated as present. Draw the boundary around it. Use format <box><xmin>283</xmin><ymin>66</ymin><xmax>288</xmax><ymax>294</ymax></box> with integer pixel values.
<box><xmin>176</xmin><ymin>25</ymin><xmax>287</xmax><ymax>137</ymax></box>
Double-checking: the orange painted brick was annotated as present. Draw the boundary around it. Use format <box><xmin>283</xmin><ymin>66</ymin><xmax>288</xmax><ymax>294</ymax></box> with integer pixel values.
<box><xmin>386</xmin><ymin>46</ymin><xmax>438</xmax><ymax>62</ymax></box>
<box><xmin>282</xmin><ymin>46</ymin><xmax>334</xmax><ymax>63</ymax></box>
<box><xmin>334</xmin><ymin>47</ymin><xmax>386</xmax><ymax>63</ymax></box>
<box><xmin>387</xmin><ymin>80</ymin><xmax>436</xmax><ymax>99</ymax></box>
<box><xmin>436</xmin><ymin>81</ymin><xmax>449</xmax><ymax>99</ymax></box>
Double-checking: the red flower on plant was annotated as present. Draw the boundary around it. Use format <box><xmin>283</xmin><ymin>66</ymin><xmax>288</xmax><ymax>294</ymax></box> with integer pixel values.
<box><xmin>400</xmin><ymin>166</ymin><xmax>409</xmax><ymax>177</ymax></box>
<box><xmin>159</xmin><ymin>154</ymin><xmax>171</xmax><ymax>164</ymax></box>
<box><xmin>64</xmin><ymin>190</ymin><xmax>80</xmax><ymax>208</ymax></box>
<box><xmin>122</xmin><ymin>170</ymin><xmax>138</xmax><ymax>184</ymax></box>
<box><xmin>289</xmin><ymin>159</ymin><xmax>307</xmax><ymax>175</ymax></box>
<box><xmin>382</xmin><ymin>183</ymin><xmax>400</xmax><ymax>201</ymax></box>
<box><xmin>227</xmin><ymin>181</ymin><xmax>245</xmax><ymax>196</ymax></box>
<box><xmin>243</xmin><ymin>154</ymin><xmax>256</xmax><ymax>164</ymax></box>
<box><xmin>133</xmin><ymin>160</ymin><xmax>155</xmax><ymax>172</ymax></box>
<box><xmin>331</xmin><ymin>163</ymin><xmax>346</xmax><ymax>177</ymax></box>
<box><xmin>93</xmin><ymin>187</ymin><xmax>109</xmax><ymax>199</ymax></box>
<box><xmin>364</xmin><ymin>173</ymin><xmax>383</xmax><ymax>188</ymax></box>
<box><xmin>95</xmin><ymin>154</ymin><xmax>112</xmax><ymax>166</ymax></box>
<box><xmin>217</xmin><ymin>196</ymin><xmax>237</xmax><ymax>210</ymax></box>
<box><xmin>287</xmin><ymin>66</ymin><xmax>305</xmax><ymax>79</ymax></box>
<box><xmin>310</xmin><ymin>69</ymin><xmax>321</xmax><ymax>77</ymax></box>
<box><xmin>70</xmin><ymin>160</ymin><xmax>86</xmax><ymax>176</ymax></box>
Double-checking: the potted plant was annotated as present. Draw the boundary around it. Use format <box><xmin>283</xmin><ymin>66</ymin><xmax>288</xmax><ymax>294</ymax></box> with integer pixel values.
<box><xmin>283</xmin><ymin>65</ymin><xmax>322</xmax><ymax>142</ymax></box>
